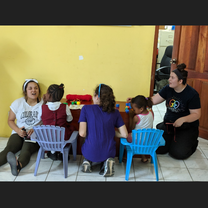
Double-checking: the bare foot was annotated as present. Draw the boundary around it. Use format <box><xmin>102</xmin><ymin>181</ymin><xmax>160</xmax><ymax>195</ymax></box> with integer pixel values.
<box><xmin>141</xmin><ymin>155</ymin><xmax>148</xmax><ymax>163</ymax></box>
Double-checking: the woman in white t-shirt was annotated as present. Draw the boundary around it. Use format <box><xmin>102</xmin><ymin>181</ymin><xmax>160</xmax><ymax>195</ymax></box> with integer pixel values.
<box><xmin>0</xmin><ymin>79</ymin><xmax>43</xmax><ymax>176</ymax></box>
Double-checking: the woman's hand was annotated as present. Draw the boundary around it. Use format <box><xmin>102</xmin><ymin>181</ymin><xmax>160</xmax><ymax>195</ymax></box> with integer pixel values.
<box><xmin>17</xmin><ymin>127</ymin><xmax>27</xmax><ymax>138</ymax></box>
<box><xmin>173</xmin><ymin>109</ymin><xmax>201</xmax><ymax>127</ymax></box>
<box><xmin>173</xmin><ymin>118</ymin><xmax>185</xmax><ymax>127</ymax></box>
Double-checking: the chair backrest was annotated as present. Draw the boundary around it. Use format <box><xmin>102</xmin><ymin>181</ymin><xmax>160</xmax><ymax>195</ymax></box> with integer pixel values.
<box><xmin>160</xmin><ymin>45</ymin><xmax>173</xmax><ymax>74</ymax></box>
<box><xmin>33</xmin><ymin>125</ymin><xmax>66</xmax><ymax>152</ymax></box>
<box><xmin>131</xmin><ymin>128</ymin><xmax>164</xmax><ymax>155</ymax></box>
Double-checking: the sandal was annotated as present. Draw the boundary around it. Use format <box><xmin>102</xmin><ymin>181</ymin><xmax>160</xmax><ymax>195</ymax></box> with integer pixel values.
<box><xmin>7</xmin><ymin>152</ymin><xmax>22</xmax><ymax>176</ymax></box>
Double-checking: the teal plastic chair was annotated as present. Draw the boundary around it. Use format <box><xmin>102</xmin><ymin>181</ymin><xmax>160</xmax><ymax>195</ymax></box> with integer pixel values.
<box><xmin>119</xmin><ymin>128</ymin><xmax>165</xmax><ymax>181</ymax></box>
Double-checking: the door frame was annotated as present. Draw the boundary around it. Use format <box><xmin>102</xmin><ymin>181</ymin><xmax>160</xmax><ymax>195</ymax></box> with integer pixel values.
<box><xmin>149</xmin><ymin>25</ymin><xmax>159</xmax><ymax>97</ymax></box>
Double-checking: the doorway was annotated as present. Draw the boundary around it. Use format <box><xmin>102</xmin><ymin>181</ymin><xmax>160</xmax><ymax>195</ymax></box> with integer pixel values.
<box><xmin>150</xmin><ymin>25</ymin><xmax>175</xmax><ymax>96</ymax></box>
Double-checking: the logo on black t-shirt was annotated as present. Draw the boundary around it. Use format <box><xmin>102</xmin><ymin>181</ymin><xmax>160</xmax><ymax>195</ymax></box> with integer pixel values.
<box><xmin>167</xmin><ymin>97</ymin><xmax>185</xmax><ymax>113</ymax></box>
<box><xmin>169</xmin><ymin>99</ymin><xmax>180</xmax><ymax>110</ymax></box>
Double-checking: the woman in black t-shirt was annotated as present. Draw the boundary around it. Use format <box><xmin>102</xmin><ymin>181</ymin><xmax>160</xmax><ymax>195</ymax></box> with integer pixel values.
<box><xmin>151</xmin><ymin>63</ymin><xmax>201</xmax><ymax>159</ymax></box>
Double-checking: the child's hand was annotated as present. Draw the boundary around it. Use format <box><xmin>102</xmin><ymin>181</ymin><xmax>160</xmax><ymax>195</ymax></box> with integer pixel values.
<box><xmin>27</xmin><ymin>129</ymin><xmax>34</xmax><ymax>137</ymax></box>
<box><xmin>126</xmin><ymin>97</ymin><xmax>132</xmax><ymax>103</ymax></box>
<box><xmin>43</xmin><ymin>94</ymin><xmax>47</xmax><ymax>104</ymax></box>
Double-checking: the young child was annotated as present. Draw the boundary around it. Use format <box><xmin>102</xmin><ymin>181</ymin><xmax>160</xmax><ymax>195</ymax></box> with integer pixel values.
<box><xmin>42</xmin><ymin>83</ymin><xmax>74</xmax><ymax>160</ymax></box>
<box><xmin>128</xmin><ymin>95</ymin><xmax>154</xmax><ymax>163</ymax></box>
<box><xmin>78</xmin><ymin>84</ymin><xmax>128</xmax><ymax>177</ymax></box>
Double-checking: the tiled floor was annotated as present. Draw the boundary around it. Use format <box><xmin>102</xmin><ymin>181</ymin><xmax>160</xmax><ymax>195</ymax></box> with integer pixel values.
<box><xmin>1</xmin><ymin>101</ymin><xmax>208</xmax><ymax>181</ymax></box>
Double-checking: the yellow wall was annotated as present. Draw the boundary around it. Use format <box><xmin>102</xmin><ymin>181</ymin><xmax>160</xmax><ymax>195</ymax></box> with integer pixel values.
<box><xmin>0</xmin><ymin>25</ymin><xmax>155</xmax><ymax>137</ymax></box>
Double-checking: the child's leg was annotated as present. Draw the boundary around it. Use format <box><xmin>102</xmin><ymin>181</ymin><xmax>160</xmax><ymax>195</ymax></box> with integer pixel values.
<box><xmin>141</xmin><ymin>155</ymin><xmax>148</xmax><ymax>163</ymax></box>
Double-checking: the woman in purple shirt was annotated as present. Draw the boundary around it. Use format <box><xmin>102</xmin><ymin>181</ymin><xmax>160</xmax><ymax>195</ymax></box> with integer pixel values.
<box><xmin>79</xmin><ymin>84</ymin><xmax>128</xmax><ymax>177</ymax></box>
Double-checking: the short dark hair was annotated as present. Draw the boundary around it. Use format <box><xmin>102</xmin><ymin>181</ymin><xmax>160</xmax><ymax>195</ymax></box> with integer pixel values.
<box><xmin>95</xmin><ymin>84</ymin><xmax>115</xmax><ymax>113</ymax></box>
<box><xmin>131</xmin><ymin>95</ymin><xmax>153</xmax><ymax>109</ymax></box>
<box><xmin>173</xmin><ymin>63</ymin><xmax>188</xmax><ymax>85</ymax></box>
<box><xmin>47</xmin><ymin>83</ymin><xmax>64</xmax><ymax>102</ymax></box>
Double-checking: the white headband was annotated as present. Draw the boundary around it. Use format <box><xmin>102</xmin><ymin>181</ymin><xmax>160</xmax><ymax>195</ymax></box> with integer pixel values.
<box><xmin>23</xmin><ymin>79</ymin><xmax>38</xmax><ymax>91</ymax></box>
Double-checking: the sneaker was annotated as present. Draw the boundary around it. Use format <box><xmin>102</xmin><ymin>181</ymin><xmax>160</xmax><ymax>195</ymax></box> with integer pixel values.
<box><xmin>81</xmin><ymin>159</ymin><xmax>92</xmax><ymax>173</ymax></box>
<box><xmin>103</xmin><ymin>158</ymin><xmax>115</xmax><ymax>177</ymax></box>
<box><xmin>57</xmin><ymin>153</ymin><xmax>70</xmax><ymax>161</ymax></box>
<box><xmin>47</xmin><ymin>152</ymin><xmax>57</xmax><ymax>160</ymax></box>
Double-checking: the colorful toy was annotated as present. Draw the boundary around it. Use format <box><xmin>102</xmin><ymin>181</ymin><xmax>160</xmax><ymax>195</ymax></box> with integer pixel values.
<box><xmin>126</xmin><ymin>103</ymin><xmax>132</xmax><ymax>109</ymax></box>
<box><xmin>125</xmin><ymin>103</ymin><xmax>131</xmax><ymax>113</ymax></box>
<box><xmin>116</xmin><ymin>104</ymin><xmax>120</xmax><ymax>109</ymax></box>
<box><xmin>71</xmin><ymin>99</ymin><xmax>81</xmax><ymax>105</ymax></box>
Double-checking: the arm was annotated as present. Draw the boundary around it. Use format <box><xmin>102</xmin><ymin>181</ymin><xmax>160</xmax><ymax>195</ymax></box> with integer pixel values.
<box><xmin>129</xmin><ymin>110</ymin><xmax>139</xmax><ymax>131</ymax></box>
<box><xmin>115</xmin><ymin>124</ymin><xmax>128</xmax><ymax>138</ymax></box>
<box><xmin>173</xmin><ymin>108</ymin><xmax>201</xmax><ymax>127</ymax></box>
<box><xmin>8</xmin><ymin>109</ymin><xmax>27</xmax><ymax>138</ymax></box>
<box><xmin>42</xmin><ymin>94</ymin><xmax>47</xmax><ymax>105</ymax></box>
<box><xmin>151</xmin><ymin>93</ymin><xmax>165</xmax><ymax>105</ymax></box>
<box><xmin>79</xmin><ymin>121</ymin><xmax>87</xmax><ymax>138</ymax></box>
<box><xmin>66</xmin><ymin>105</ymin><xmax>73</xmax><ymax>122</ymax></box>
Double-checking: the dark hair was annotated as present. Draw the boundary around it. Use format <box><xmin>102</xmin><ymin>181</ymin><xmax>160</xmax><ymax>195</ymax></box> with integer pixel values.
<box><xmin>173</xmin><ymin>63</ymin><xmax>188</xmax><ymax>85</ymax></box>
<box><xmin>47</xmin><ymin>83</ymin><xmax>64</xmax><ymax>102</ymax></box>
<box><xmin>95</xmin><ymin>84</ymin><xmax>115</xmax><ymax>113</ymax></box>
<box><xmin>131</xmin><ymin>95</ymin><xmax>153</xmax><ymax>109</ymax></box>
<box><xmin>22</xmin><ymin>79</ymin><xmax>41</xmax><ymax>102</ymax></box>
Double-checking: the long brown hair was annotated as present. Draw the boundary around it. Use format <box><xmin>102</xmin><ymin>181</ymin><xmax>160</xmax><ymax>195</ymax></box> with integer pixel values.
<box><xmin>95</xmin><ymin>84</ymin><xmax>115</xmax><ymax>113</ymax></box>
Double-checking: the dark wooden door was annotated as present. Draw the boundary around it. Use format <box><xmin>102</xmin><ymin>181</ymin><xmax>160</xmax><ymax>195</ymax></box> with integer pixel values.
<box><xmin>171</xmin><ymin>25</ymin><xmax>208</xmax><ymax>139</ymax></box>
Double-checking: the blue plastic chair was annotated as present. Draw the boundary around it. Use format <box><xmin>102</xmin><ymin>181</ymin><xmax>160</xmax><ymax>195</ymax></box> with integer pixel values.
<box><xmin>32</xmin><ymin>125</ymin><xmax>78</xmax><ymax>178</ymax></box>
<box><xmin>119</xmin><ymin>128</ymin><xmax>165</xmax><ymax>181</ymax></box>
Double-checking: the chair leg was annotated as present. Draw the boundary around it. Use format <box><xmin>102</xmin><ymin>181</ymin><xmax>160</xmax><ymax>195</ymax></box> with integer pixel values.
<box><xmin>125</xmin><ymin>150</ymin><xmax>133</xmax><ymax>181</ymax></box>
<box><xmin>63</xmin><ymin>148</ymin><xmax>70</xmax><ymax>178</ymax></box>
<box><xmin>119</xmin><ymin>143</ymin><xmax>125</xmax><ymax>163</ymax></box>
<box><xmin>34</xmin><ymin>147</ymin><xmax>44</xmax><ymax>176</ymax></box>
<box><xmin>150</xmin><ymin>156</ymin><xmax>153</xmax><ymax>164</ymax></box>
<box><xmin>41</xmin><ymin>150</ymin><xmax>45</xmax><ymax>159</ymax></box>
<box><xmin>152</xmin><ymin>152</ymin><xmax>159</xmax><ymax>181</ymax></box>
<box><xmin>71</xmin><ymin>140</ymin><xmax>77</xmax><ymax>161</ymax></box>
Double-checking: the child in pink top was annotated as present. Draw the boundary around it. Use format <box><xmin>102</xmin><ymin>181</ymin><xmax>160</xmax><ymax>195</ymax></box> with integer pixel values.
<box><xmin>128</xmin><ymin>95</ymin><xmax>154</xmax><ymax>163</ymax></box>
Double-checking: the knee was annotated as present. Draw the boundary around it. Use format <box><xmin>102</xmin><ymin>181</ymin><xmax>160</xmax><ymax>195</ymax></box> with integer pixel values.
<box><xmin>156</xmin><ymin>122</ymin><xmax>165</xmax><ymax>130</ymax></box>
<box><xmin>156</xmin><ymin>145</ymin><xmax>169</xmax><ymax>155</ymax></box>
<box><xmin>169</xmin><ymin>148</ymin><xmax>192</xmax><ymax>160</ymax></box>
